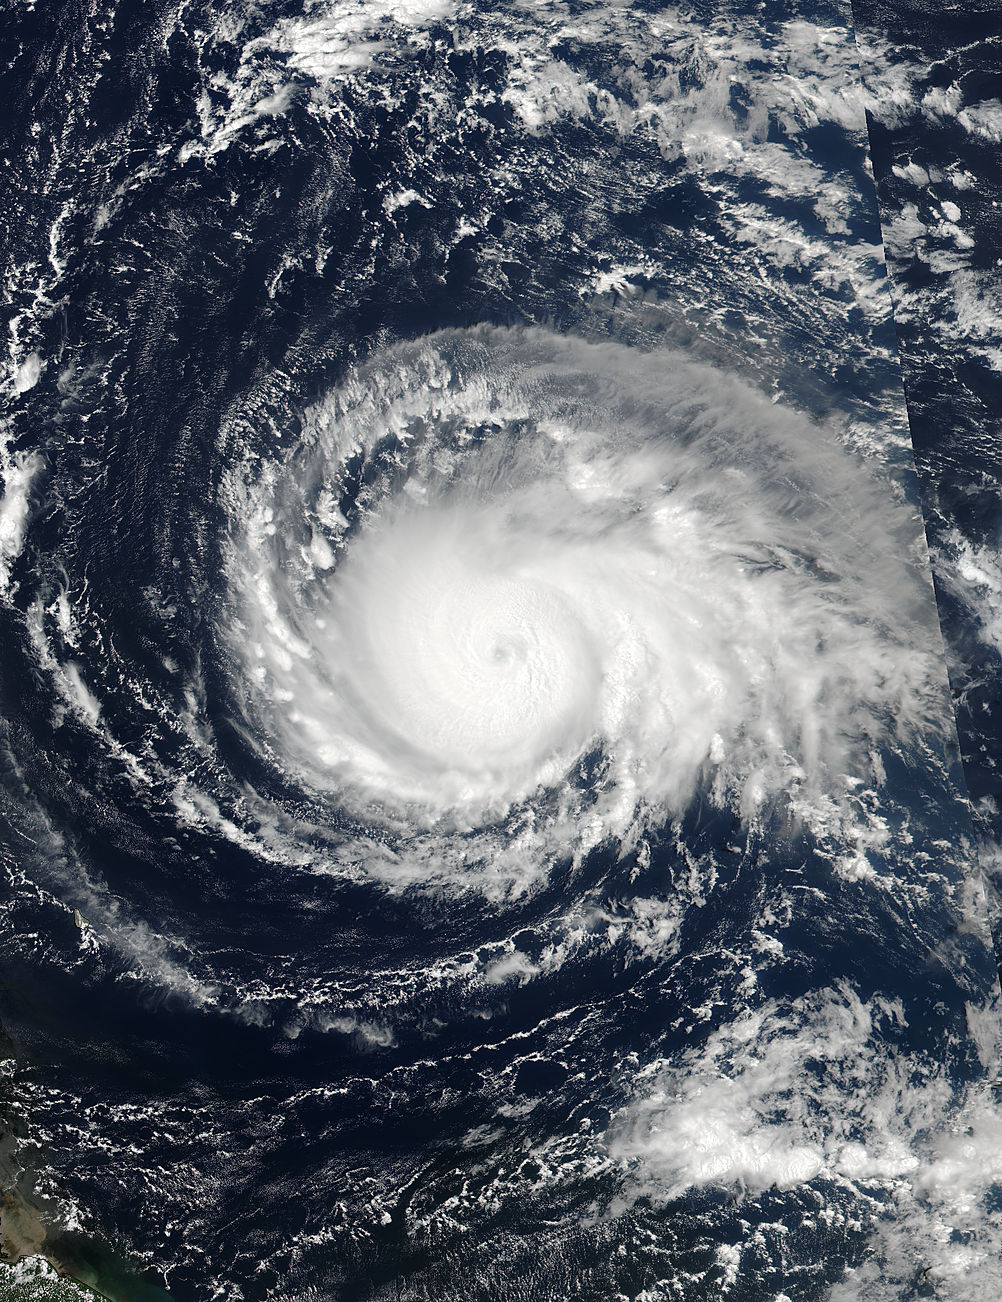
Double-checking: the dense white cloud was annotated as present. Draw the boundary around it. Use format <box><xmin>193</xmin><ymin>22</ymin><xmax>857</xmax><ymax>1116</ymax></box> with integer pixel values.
<box><xmin>217</xmin><ymin>326</ymin><xmax>945</xmax><ymax>889</ymax></box>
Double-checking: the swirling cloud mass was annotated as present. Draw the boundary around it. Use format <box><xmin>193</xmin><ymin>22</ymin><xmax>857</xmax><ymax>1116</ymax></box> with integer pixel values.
<box><xmin>219</xmin><ymin>327</ymin><xmax>941</xmax><ymax>886</ymax></box>
<box><xmin>7</xmin><ymin>1</ymin><xmax>1002</xmax><ymax>1295</ymax></box>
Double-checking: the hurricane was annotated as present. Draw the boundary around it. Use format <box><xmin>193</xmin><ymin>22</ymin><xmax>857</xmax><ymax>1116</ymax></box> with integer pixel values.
<box><xmin>4</xmin><ymin>306</ymin><xmax>1001</xmax><ymax>1302</ymax></box>
<box><xmin>6</xmin><ymin>2</ymin><xmax>1002</xmax><ymax>1288</ymax></box>
<box><xmin>212</xmin><ymin>326</ymin><xmax>941</xmax><ymax>892</ymax></box>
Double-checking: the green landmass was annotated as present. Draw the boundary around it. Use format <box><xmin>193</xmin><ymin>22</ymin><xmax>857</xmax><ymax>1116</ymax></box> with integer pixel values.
<box><xmin>0</xmin><ymin>1257</ymin><xmax>97</xmax><ymax>1301</ymax></box>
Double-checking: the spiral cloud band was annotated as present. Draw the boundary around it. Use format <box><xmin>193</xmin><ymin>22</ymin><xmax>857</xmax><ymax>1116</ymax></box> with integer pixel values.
<box><xmin>219</xmin><ymin>327</ymin><xmax>942</xmax><ymax>883</ymax></box>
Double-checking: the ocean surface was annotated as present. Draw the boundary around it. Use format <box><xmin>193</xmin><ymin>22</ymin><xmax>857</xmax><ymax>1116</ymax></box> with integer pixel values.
<box><xmin>2</xmin><ymin>2</ymin><xmax>1002</xmax><ymax>1299</ymax></box>
<box><xmin>853</xmin><ymin>0</ymin><xmax>1002</xmax><ymax>960</ymax></box>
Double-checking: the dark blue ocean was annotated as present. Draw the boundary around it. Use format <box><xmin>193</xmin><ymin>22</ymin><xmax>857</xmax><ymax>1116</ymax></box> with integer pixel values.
<box><xmin>852</xmin><ymin>0</ymin><xmax>1002</xmax><ymax>952</ymax></box>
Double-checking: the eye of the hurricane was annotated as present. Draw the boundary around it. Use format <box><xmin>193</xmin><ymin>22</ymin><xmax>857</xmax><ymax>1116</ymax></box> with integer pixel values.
<box><xmin>220</xmin><ymin>326</ymin><xmax>940</xmax><ymax>878</ymax></box>
<box><xmin>316</xmin><ymin>506</ymin><xmax>604</xmax><ymax>809</ymax></box>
